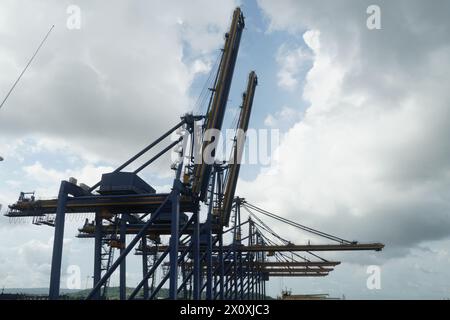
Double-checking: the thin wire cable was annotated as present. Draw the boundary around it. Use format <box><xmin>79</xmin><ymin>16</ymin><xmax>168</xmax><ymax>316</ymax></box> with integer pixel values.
<box><xmin>0</xmin><ymin>25</ymin><xmax>54</xmax><ymax>110</ymax></box>
<box><xmin>252</xmin><ymin>224</ymin><xmax>325</xmax><ymax>274</ymax></box>
<box><xmin>243</xmin><ymin>206</ymin><xmax>332</xmax><ymax>264</ymax></box>
<box><xmin>244</xmin><ymin>202</ymin><xmax>352</xmax><ymax>244</ymax></box>
<box><xmin>193</xmin><ymin>51</ymin><xmax>222</xmax><ymax>115</ymax></box>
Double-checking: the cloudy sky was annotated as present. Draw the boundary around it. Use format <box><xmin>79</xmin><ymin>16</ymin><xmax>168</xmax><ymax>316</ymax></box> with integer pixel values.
<box><xmin>1</xmin><ymin>0</ymin><xmax>450</xmax><ymax>299</ymax></box>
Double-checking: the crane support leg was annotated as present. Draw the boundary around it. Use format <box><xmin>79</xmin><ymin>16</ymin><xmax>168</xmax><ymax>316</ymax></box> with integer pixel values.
<box><xmin>169</xmin><ymin>190</ymin><xmax>180</xmax><ymax>299</ymax></box>
<box><xmin>192</xmin><ymin>210</ymin><xmax>200</xmax><ymax>299</ymax></box>
<box><xmin>49</xmin><ymin>181</ymin><xmax>68</xmax><ymax>299</ymax></box>
<box><xmin>93</xmin><ymin>212</ymin><xmax>102</xmax><ymax>300</ymax></box>
<box><xmin>219</xmin><ymin>230</ymin><xmax>224</xmax><ymax>299</ymax></box>
<box><xmin>86</xmin><ymin>194</ymin><xmax>171</xmax><ymax>300</ymax></box>
<box><xmin>206</xmin><ymin>172</ymin><xmax>216</xmax><ymax>300</ymax></box>
<box><xmin>142</xmin><ymin>235</ymin><xmax>149</xmax><ymax>299</ymax></box>
<box><xmin>120</xmin><ymin>217</ymin><xmax>127</xmax><ymax>300</ymax></box>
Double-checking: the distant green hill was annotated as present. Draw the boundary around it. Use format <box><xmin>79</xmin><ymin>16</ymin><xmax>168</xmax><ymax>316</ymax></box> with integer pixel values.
<box><xmin>1</xmin><ymin>288</ymin><xmax>79</xmax><ymax>295</ymax></box>
<box><xmin>68</xmin><ymin>287</ymin><xmax>273</xmax><ymax>300</ymax></box>
<box><xmin>1</xmin><ymin>287</ymin><xmax>272</xmax><ymax>300</ymax></box>
<box><xmin>66</xmin><ymin>287</ymin><xmax>170</xmax><ymax>300</ymax></box>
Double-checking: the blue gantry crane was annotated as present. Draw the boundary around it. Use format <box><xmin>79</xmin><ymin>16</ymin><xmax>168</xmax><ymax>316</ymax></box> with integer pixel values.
<box><xmin>5</xmin><ymin>7</ymin><xmax>383</xmax><ymax>300</ymax></box>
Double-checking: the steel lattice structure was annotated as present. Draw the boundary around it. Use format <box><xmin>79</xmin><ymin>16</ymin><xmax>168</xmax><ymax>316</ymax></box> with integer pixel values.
<box><xmin>4</xmin><ymin>8</ymin><xmax>383</xmax><ymax>300</ymax></box>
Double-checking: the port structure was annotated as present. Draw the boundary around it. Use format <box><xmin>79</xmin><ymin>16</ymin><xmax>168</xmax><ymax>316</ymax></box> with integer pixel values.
<box><xmin>5</xmin><ymin>8</ymin><xmax>384</xmax><ymax>300</ymax></box>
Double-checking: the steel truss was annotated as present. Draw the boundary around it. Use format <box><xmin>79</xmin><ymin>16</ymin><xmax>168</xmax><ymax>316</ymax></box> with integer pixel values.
<box><xmin>4</xmin><ymin>7</ymin><xmax>384</xmax><ymax>300</ymax></box>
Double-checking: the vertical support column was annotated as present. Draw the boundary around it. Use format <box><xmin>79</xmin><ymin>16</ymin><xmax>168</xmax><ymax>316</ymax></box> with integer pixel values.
<box><xmin>206</xmin><ymin>170</ymin><xmax>216</xmax><ymax>300</ymax></box>
<box><xmin>213</xmin><ymin>268</ymin><xmax>217</xmax><ymax>299</ymax></box>
<box><xmin>181</xmin><ymin>262</ymin><xmax>188</xmax><ymax>299</ymax></box>
<box><xmin>252</xmin><ymin>266</ymin><xmax>256</xmax><ymax>300</ymax></box>
<box><xmin>219</xmin><ymin>230</ymin><xmax>224</xmax><ymax>300</ymax></box>
<box><xmin>246</xmin><ymin>221</ymin><xmax>253</xmax><ymax>300</ymax></box>
<box><xmin>142</xmin><ymin>235</ymin><xmax>149</xmax><ymax>300</ymax></box>
<box><xmin>93</xmin><ymin>212</ymin><xmax>102</xmax><ymax>300</ymax></box>
<box><xmin>189</xmin><ymin>275</ymin><xmax>193</xmax><ymax>299</ymax></box>
<box><xmin>255</xmin><ymin>272</ymin><xmax>258</xmax><ymax>300</ymax></box>
<box><xmin>225</xmin><ymin>274</ymin><xmax>229</xmax><ymax>299</ymax></box>
<box><xmin>232</xmin><ymin>251</ymin><xmax>237</xmax><ymax>299</ymax></box>
<box><xmin>151</xmin><ymin>249</ymin><xmax>157</xmax><ymax>294</ymax></box>
<box><xmin>169</xmin><ymin>190</ymin><xmax>180</xmax><ymax>299</ymax></box>
<box><xmin>236</xmin><ymin>202</ymin><xmax>243</xmax><ymax>300</ymax></box>
<box><xmin>119</xmin><ymin>216</ymin><xmax>127</xmax><ymax>300</ymax></box>
<box><xmin>243</xmin><ymin>268</ymin><xmax>248</xmax><ymax>300</ymax></box>
<box><xmin>255</xmin><ymin>235</ymin><xmax>260</xmax><ymax>300</ymax></box>
<box><xmin>260</xmin><ymin>236</ymin><xmax>264</xmax><ymax>300</ymax></box>
<box><xmin>253</xmin><ymin>263</ymin><xmax>257</xmax><ymax>299</ymax></box>
<box><xmin>259</xmin><ymin>271</ymin><xmax>264</xmax><ymax>300</ymax></box>
<box><xmin>232</xmin><ymin>204</ymin><xmax>239</xmax><ymax>300</ymax></box>
<box><xmin>263</xmin><ymin>278</ymin><xmax>266</xmax><ymax>300</ymax></box>
<box><xmin>239</xmin><ymin>252</ymin><xmax>244</xmax><ymax>299</ymax></box>
<box><xmin>257</xmin><ymin>274</ymin><xmax>261</xmax><ymax>300</ymax></box>
<box><xmin>169</xmin><ymin>153</ymin><xmax>184</xmax><ymax>300</ymax></box>
<box><xmin>192</xmin><ymin>210</ymin><xmax>200</xmax><ymax>299</ymax></box>
<box><xmin>255</xmin><ymin>274</ymin><xmax>257</xmax><ymax>300</ymax></box>
<box><xmin>248</xmin><ymin>275</ymin><xmax>252</xmax><ymax>300</ymax></box>
<box><xmin>248</xmin><ymin>263</ymin><xmax>252</xmax><ymax>300</ymax></box>
<box><xmin>249</xmin><ymin>263</ymin><xmax>252</xmax><ymax>299</ymax></box>
<box><xmin>251</xmin><ymin>268</ymin><xmax>254</xmax><ymax>300</ymax></box>
<box><xmin>49</xmin><ymin>181</ymin><xmax>68</xmax><ymax>300</ymax></box>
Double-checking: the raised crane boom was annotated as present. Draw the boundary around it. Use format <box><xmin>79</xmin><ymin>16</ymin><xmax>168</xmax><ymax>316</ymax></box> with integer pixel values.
<box><xmin>219</xmin><ymin>71</ymin><xmax>258</xmax><ymax>226</ymax></box>
<box><xmin>191</xmin><ymin>7</ymin><xmax>245</xmax><ymax>201</ymax></box>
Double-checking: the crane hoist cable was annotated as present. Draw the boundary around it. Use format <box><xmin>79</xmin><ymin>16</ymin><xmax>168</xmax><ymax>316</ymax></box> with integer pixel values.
<box><xmin>203</xmin><ymin>50</ymin><xmax>224</xmax><ymax>129</ymax></box>
<box><xmin>243</xmin><ymin>206</ymin><xmax>332</xmax><ymax>262</ymax></box>
<box><xmin>263</xmin><ymin>237</ymin><xmax>329</xmax><ymax>273</ymax></box>
<box><xmin>244</xmin><ymin>207</ymin><xmax>291</xmax><ymax>245</ymax></box>
<box><xmin>252</xmin><ymin>227</ymin><xmax>327</xmax><ymax>273</ymax></box>
<box><xmin>253</xmin><ymin>225</ymin><xmax>308</xmax><ymax>265</ymax></box>
<box><xmin>193</xmin><ymin>51</ymin><xmax>222</xmax><ymax>115</ymax></box>
<box><xmin>243</xmin><ymin>202</ymin><xmax>354</xmax><ymax>245</ymax></box>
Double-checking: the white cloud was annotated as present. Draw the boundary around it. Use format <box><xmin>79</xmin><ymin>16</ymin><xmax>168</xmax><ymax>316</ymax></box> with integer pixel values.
<box><xmin>276</xmin><ymin>43</ymin><xmax>312</xmax><ymax>91</ymax></box>
<box><xmin>2</xmin><ymin>0</ymin><xmax>450</xmax><ymax>298</ymax></box>
<box><xmin>0</xmin><ymin>0</ymin><xmax>239</xmax><ymax>167</ymax></box>
<box><xmin>0</xmin><ymin>0</ymin><xmax>241</xmax><ymax>290</ymax></box>
<box><xmin>250</xmin><ymin>0</ymin><xmax>450</xmax><ymax>258</ymax></box>
<box><xmin>21</xmin><ymin>161</ymin><xmax>113</xmax><ymax>197</ymax></box>
<box><xmin>0</xmin><ymin>231</ymin><xmax>77</xmax><ymax>288</ymax></box>
<box><xmin>264</xmin><ymin>106</ymin><xmax>301</xmax><ymax>128</ymax></box>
